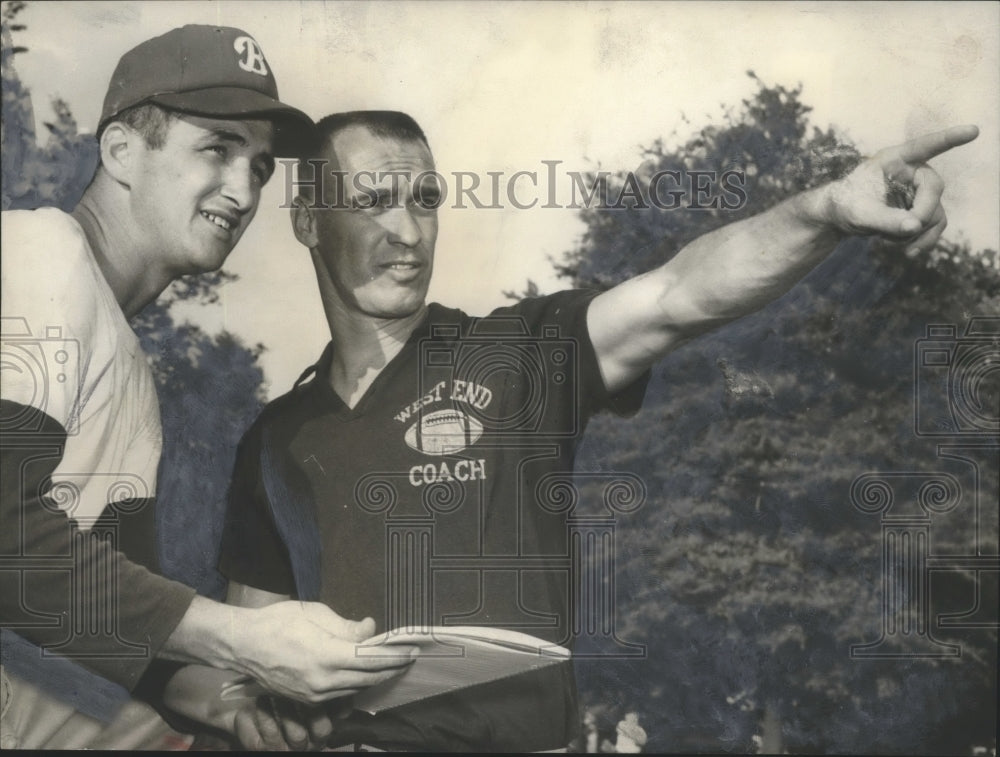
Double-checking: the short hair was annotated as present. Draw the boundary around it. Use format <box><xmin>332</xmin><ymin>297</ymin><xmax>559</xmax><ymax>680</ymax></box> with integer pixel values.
<box><xmin>314</xmin><ymin>110</ymin><xmax>429</xmax><ymax>153</ymax></box>
<box><xmin>99</xmin><ymin>102</ymin><xmax>177</xmax><ymax>149</ymax></box>
<box><xmin>297</xmin><ymin>111</ymin><xmax>430</xmax><ymax>205</ymax></box>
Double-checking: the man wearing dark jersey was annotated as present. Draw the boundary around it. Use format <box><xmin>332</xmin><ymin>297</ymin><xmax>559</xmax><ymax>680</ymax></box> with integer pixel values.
<box><xmin>171</xmin><ymin>111</ymin><xmax>977</xmax><ymax>750</ymax></box>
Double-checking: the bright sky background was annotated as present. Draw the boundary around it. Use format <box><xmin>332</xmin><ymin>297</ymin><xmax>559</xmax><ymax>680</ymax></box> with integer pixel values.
<box><xmin>13</xmin><ymin>1</ymin><xmax>999</xmax><ymax>396</ymax></box>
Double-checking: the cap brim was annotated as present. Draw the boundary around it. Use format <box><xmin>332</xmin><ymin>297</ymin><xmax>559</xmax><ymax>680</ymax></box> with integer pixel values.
<box><xmin>152</xmin><ymin>87</ymin><xmax>316</xmax><ymax>158</ymax></box>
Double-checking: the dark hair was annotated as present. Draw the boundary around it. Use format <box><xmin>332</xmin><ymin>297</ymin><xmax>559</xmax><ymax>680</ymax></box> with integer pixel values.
<box><xmin>314</xmin><ymin>110</ymin><xmax>429</xmax><ymax>152</ymax></box>
<box><xmin>99</xmin><ymin>102</ymin><xmax>177</xmax><ymax>149</ymax></box>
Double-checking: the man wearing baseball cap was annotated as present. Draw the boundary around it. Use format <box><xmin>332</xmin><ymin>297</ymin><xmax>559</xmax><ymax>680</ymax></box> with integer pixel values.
<box><xmin>97</xmin><ymin>24</ymin><xmax>314</xmax><ymax>158</ymax></box>
<box><xmin>0</xmin><ymin>25</ymin><xmax>412</xmax><ymax>750</ymax></box>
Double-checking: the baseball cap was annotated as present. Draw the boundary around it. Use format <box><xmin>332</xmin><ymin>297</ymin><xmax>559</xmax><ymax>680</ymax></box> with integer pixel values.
<box><xmin>99</xmin><ymin>25</ymin><xmax>314</xmax><ymax>157</ymax></box>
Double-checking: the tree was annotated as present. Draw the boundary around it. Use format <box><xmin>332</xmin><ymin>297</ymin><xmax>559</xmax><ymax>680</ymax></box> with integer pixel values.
<box><xmin>545</xmin><ymin>75</ymin><xmax>998</xmax><ymax>753</ymax></box>
<box><xmin>1</xmin><ymin>4</ymin><xmax>98</xmax><ymax>212</ymax></box>
<box><xmin>131</xmin><ymin>277</ymin><xmax>266</xmax><ymax>599</ymax></box>
<box><xmin>1</xmin><ymin>5</ymin><xmax>266</xmax><ymax>598</ymax></box>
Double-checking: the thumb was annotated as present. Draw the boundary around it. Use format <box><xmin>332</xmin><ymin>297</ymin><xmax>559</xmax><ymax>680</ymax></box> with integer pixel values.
<box><xmin>851</xmin><ymin>204</ymin><xmax>923</xmax><ymax>238</ymax></box>
<box><xmin>352</xmin><ymin>616</ymin><xmax>377</xmax><ymax>642</ymax></box>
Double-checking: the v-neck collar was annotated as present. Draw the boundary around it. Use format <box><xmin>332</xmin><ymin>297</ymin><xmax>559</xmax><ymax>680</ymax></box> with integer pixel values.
<box><xmin>309</xmin><ymin>306</ymin><xmax>442</xmax><ymax>421</ymax></box>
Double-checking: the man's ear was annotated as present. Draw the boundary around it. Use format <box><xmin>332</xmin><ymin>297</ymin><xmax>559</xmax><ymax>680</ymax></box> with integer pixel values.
<box><xmin>98</xmin><ymin>123</ymin><xmax>136</xmax><ymax>186</ymax></box>
<box><xmin>291</xmin><ymin>196</ymin><xmax>319</xmax><ymax>248</ymax></box>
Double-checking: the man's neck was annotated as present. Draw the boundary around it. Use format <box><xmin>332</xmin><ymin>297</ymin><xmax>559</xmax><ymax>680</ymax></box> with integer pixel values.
<box><xmin>71</xmin><ymin>171</ymin><xmax>173</xmax><ymax>319</ymax></box>
<box><xmin>324</xmin><ymin>299</ymin><xmax>428</xmax><ymax>409</ymax></box>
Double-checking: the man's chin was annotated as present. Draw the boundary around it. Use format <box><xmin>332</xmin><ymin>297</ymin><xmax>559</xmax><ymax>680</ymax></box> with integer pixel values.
<box><xmin>185</xmin><ymin>245</ymin><xmax>236</xmax><ymax>276</ymax></box>
<box><xmin>361</xmin><ymin>300</ymin><xmax>427</xmax><ymax>322</ymax></box>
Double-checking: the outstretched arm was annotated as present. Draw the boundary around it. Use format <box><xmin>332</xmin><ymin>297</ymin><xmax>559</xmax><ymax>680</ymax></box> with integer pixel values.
<box><xmin>589</xmin><ymin>125</ymin><xmax>980</xmax><ymax>393</ymax></box>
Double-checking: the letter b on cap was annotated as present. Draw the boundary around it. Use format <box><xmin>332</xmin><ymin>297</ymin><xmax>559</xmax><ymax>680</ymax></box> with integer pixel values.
<box><xmin>234</xmin><ymin>35</ymin><xmax>268</xmax><ymax>76</ymax></box>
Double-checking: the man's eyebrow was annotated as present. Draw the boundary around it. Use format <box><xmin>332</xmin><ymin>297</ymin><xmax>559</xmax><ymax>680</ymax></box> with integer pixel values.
<box><xmin>201</xmin><ymin>127</ymin><xmax>275</xmax><ymax>172</ymax></box>
<box><xmin>203</xmin><ymin>127</ymin><xmax>249</xmax><ymax>145</ymax></box>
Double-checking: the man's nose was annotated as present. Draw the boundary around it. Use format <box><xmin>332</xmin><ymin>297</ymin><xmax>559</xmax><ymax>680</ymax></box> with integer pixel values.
<box><xmin>385</xmin><ymin>206</ymin><xmax>422</xmax><ymax>247</ymax></box>
<box><xmin>220</xmin><ymin>159</ymin><xmax>257</xmax><ymax>215</ymax></box>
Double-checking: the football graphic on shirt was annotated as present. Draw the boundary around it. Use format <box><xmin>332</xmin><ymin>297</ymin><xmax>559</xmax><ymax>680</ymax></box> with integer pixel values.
<box><xmin>405</xmin><ymin>409</ymin><xmax>484</xmax><ymax>455</ymax></box>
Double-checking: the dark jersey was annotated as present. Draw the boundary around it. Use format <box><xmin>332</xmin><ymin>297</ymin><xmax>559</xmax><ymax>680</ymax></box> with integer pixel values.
<box><xmin>220</xmin><ymin>290</ymin><xmax>648</xmax><ymax>750</ymax></box>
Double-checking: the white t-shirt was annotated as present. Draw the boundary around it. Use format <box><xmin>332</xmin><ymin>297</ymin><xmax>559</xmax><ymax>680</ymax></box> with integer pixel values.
<box><xmin>1</xmin><ymin>207</ymin><xmax>162</xmax><ymax>526</ymax></box>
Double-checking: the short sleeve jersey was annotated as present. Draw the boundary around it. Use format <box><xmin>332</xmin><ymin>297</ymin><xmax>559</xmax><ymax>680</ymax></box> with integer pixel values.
<box><xmin>220</xmin><ymin>290</ymin><xmax>647</xmax><ymax>750</ymax></box>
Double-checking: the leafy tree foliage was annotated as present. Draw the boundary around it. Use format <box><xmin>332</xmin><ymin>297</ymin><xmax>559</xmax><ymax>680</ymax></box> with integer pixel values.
<box><xmin>131</xmin><ymin>277</ymin><xmax>266</xmax><ymax>599</ymax></box>
<box><xmin>554</xmin><ymin>75</ymin><xmax>998</xmax><ymax>753</ymax></box>
<box><xmin>1</xmin><ymin>6</ymin><xmax>97</xmax><ymax>211</ymax></box>
<box><xmin>5</xmin><ymin>8</ymin><xmax>995</xmax><ymax>748</ymax></box>
<box><xmin>1</xmin><ymin>7</ymin><xmax>265</xmax><ymax>598</ymax></box>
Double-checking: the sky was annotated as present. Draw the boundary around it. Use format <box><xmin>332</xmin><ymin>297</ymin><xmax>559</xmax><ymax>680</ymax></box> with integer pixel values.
<box><xmin>12</xmin><ymin>0</ymin><xmax>999</xmax><ymax>395</ymax></box>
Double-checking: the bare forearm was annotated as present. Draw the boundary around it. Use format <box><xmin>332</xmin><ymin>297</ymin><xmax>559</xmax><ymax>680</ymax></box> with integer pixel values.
<box><xmin>589</xmin><ymin>184</ymin><xmax>843</xmax><ymax>390</ymax></box>
<box><xmin>159</xmin><ymin>595</ymin><xmax>254</xmax><ymax>673</ymax></box>
<box><xmin>591</xmin><ymin>125</ymin><xmax>976</xmax><ymax>393</ymax></box>
<box><xmin>658</xmin><ymin>183</ymin><xmax>841</xmax><ymax>335</ymax></box>
<box><xmin>649</xmin><ymin>125</ymin><xmax>978</xmax><ymax>341</ymax></box>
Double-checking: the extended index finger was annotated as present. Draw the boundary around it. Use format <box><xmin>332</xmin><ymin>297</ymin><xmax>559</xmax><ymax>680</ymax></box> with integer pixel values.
<box><xmin>897</xmin><ymin>125</ymin><xmax>979</xmax><ymax>165</ymax></box>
